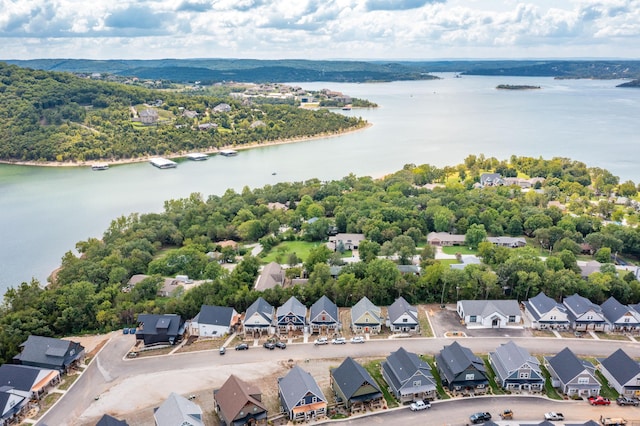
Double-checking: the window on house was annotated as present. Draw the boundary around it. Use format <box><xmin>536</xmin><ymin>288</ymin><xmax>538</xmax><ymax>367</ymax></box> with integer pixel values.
<box><xmin>312</xmin><ymin>396</ymin><xmax>317</xmax><ymax>403</ymax></box>
<box><xmin>519</xmin><ymin>372</ymin><xmax>529</xmax><ymax>379</ymax></box>
<box><xmin>625</xmin><ymin>317</ymin><xmax>630</xmax><ymax>323</ymax></box>
<box><xmin>403</xmin><ymin>318</ymin><xmax>408</xmax><ymax>323</ymax></box>
<box><xmin>465</xmin><ymin>373</ymin><xmax>474</xmax><ymax>380</ymax></box>
<box><xmin>508</xmin><ymin>315</ymin><xmax>516</xmax><ymax>322</ymax></box>
<box><xmin>550</xmin><ymin>316</ymin><xmax>556</xmax><ymax>320</ymax></box>
<box><xmin>413</xmin><ymin>380</ymin><xmax>421</xmax><ymax>387</ymax></box>
<box><xmin>477</xmin><ymin>384</ymin><xmax>484</xmax><ymax>388</ymax></box>
<box><xmin>469</xmin><ymin>316</ymin><xmax>477</xmax><ymax>322</ymax></box>
<box><xmin>577</xmin><ymin>377</ymin><xmax>589</xmax><ymax>384</ymax></box>
<box><xmin>586</xmin><ymin>315</ymin><xmax>593</xmax><ymax>320</ymax></box>
<box><xmin>365</xmin><ymin>318</ymin><xmax>369</xmax><ymax>322</ymax></box>
<box><xmin>322</xmin><ymin>315</ymin><xmax>326</xmax><ymax>321</ymax></box>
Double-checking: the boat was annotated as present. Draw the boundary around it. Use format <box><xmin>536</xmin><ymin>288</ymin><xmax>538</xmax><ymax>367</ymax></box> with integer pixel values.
<box><xmin>91</xmin><ymin>163</ymin><xmax>109</xmax><ymax>171</ymax></box>
<box><xmin>149</xmin><ymin>157</ymin><xmax>177</xmax><ymax>169</ymax></box>
<box><xmin>186</xmin><ymin>153</ymin><xmax>208</xmax><ymax>161</ymax></box>
<box><xmin>219</xmin><ymin>149</ymin><xmax>238</xmax><ymax>157</ymax></box>
<box><xmin>342</xmin><ymin>104</ymin><xmax>352</xmax><ymax>110</ymax></box>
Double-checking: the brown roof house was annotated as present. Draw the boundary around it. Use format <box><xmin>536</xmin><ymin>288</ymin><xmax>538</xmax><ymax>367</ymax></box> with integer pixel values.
<box><xmin>254</xmin><ymin>262</ymin><xmax>284</xmax><ymax>291</ymax></box>
<box><xmin>214</xmin><ymin>375</ymin><xmax>268</xmax><ymax>426</ymax></box>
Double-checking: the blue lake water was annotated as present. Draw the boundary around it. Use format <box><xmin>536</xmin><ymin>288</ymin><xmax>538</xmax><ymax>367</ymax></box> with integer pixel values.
<box><xmin>1</xmin><ymin>74</ymin><xmax>639</xmax><ymax>293</ymax></box>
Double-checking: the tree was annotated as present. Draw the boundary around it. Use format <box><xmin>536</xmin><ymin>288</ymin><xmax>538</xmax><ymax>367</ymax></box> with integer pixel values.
<box><xmin>358</xmin><ymin>240</ymin><xmax>380</xmax><ymax>263</ymax></box>
<box><xmin>465</xmin><ymin>224</ymin><xmax>487</xmax><ymax>249</ymax></box>
<box><xmin>304</xmin><ymin>244</ymin><xmax>331</xmax><ymax>273</ymax></box>
<box><xmin>595</xmin><ymin>247</ymin><xmax>612</xmax><ymax>263</ymax></box>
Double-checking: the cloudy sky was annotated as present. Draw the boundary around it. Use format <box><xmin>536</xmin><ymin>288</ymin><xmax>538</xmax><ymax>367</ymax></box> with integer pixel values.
<box><xmin>1</xmin><ymin>0</ymin><xmax>639</xmax><ymax>60</ymax></box>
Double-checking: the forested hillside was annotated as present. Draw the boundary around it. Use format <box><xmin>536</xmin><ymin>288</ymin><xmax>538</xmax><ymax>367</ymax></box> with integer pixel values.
<box><xmin>2</xmin><ymin>155</ymin><xmax>640</xmax><ymax>363</ymax></box>
<box><xmin>0</xmin><ymin>63</ymin><xmax>366</xmax><ymax>162</ymax></box>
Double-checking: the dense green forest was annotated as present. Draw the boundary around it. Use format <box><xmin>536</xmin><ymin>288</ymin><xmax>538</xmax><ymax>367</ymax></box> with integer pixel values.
<box><xmin>0</xmin><ymin>63</ymin><xmax>366</xmax><ymax>162</ymax></box>
<box><xmin>2</xmin><ymin>155</ymin><xmax>640</xmax><ymax>363</ymax></box>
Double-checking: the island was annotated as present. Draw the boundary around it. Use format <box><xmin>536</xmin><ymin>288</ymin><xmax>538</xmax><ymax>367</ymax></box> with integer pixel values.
<box><xmin>496</xmin><ymin>84</ymin><xmax>541</xmax><ymax>90</ymax></box>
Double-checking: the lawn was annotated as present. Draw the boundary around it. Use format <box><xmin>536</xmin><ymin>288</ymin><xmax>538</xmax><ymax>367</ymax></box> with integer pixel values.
<box><xmin>595</xmin><ymin>369</ymin><xmax>619</xmax><ymax>399</ymax></box>
<box><xmin>260</xmin><ymin>241</ymin><xmax>323</xmax><ymax>263</ymax></box>
<box><xmin>441</xmin><ymin>246</ymin><xmax>477</xmax><ymax>255</ymax></box>
<box><xmin>481</xmin><ymin>356</ymin><xmax>506</xmax><ymax>395</ymax></box>
<box><xmin>424</xmin><ymin>358</ymin><xmax>451</xmax><ymax>399</ymax></box>
<box><xmin>539</xmin><ymin>362</ymin><xmax>563</xmax><ymax>400</ymax></box>
<box><xmin>363</xmin><ymin>360</ymin><xmax>399</xmax><ymax>408</ymax></box>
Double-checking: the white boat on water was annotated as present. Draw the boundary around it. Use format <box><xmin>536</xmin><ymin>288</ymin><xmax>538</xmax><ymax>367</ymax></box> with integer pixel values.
<box><xmin>149</xmin><ymin>157</ymin><xmax>177</xmax><ymax>169</ymax></box>
<box><xmin>186</xmin><ymin>153</ymin><xmax>209</xmax><ymax>161</ymax></box>
<box><xmin>219</xmin><ymin>149</ymin><xmax>238</xmax><ymax>157</ymax></box>
<box><xmin>91</xmin><ymin>163</ymin><xmax>109</xmax><ymax>171</ymax></box>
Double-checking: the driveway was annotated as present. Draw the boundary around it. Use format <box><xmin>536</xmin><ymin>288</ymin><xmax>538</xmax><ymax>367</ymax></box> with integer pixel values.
<box><xmin>428</xmin><ymin>304</ymin><xmax>532</xmax><ymax>338</ymax></box>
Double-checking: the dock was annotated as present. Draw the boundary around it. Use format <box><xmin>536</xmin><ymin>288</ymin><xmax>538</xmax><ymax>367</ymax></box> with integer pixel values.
<box><xmin>219</xmin><ymin>149</ymin><xmax>238</xmax><ymax>157</ymax></box>
<box><xmin>186</xmin><ymin>153</ymin><xmax>208</xmax><ymax>161</ymax></box>
<box><xmin>149</xmin><ymin>157</ymin><xmax>177</xmax><ymax>169</ymax></box>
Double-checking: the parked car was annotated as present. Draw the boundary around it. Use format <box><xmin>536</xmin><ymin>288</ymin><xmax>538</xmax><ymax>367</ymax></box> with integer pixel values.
<box><xmin>314</xmin><ymin>337</ymin><xmax>328</xmax><ymax>345</ymax></box>
<box><xmin>499</xmin><ymin>409</ymin><xmax>513</xmax><ymax>420</ymax></box>
<box><xmin>219</xmin><ymin>347</ymin><xmax>226</xmax><ymax>355</ymax></box>
<box><xmin>409</xmin><ymin>400</ymin><xmax>431</xmax><ymax>411</ymax></box>
<box><xmin>275</xmin><ymin>341</ymin><xmax>287</xmax><ymax>349</ymax></box>
<box><xmin>129</xmin><ymin>327</ymin><xmax>137</xmax><ymax>334</ymax></box>
<box><xmin>123</xmin><ymin>328</ymin><xmax>129</xmax><ymax>334</ymax></box>
<box><xmin>588</xmin><ymin>396</ymin><xmax>611</xmax><ymax>405</ymax></box>
<box><xmin>469</xmin><ymin>412</ymin><xmax>492</xmax><ymax>424</ymax></box>
<box><xmin>616</xmin><ymin>396</ymin><xmax>639</xmax><ymax>406</ymax></box>
<box><xmin>332</xmin><ymin>337</ymin><xmax>346</xmax><ymax>344</ymax></box>
<box><xmin>235</xmin><ymin>343</ymin><xmax>249</xmax><ymax>351</ymax></box>
<box><xmin>350</xmin><ymin>336</ymin><xmax>365</xmax><ymax>343</ymax></box>
<box><xmin>263</xmin><ymin>342</ymin><xmax>275</xmax><ymax>350</ymax></box>
<box><xmin>544</xmin><ymin>412</ymin><xmax>564</xmax><ymax>421</ymax></box>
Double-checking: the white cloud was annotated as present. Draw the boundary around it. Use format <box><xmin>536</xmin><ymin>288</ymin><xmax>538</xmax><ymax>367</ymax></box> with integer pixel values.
<box><xmin>0</xmin><ymin>0</ymin><xmax>638</xmax><ymax>58</ymax></box>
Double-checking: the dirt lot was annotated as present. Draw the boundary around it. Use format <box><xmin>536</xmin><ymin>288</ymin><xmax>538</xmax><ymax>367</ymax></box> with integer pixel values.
<box><xmin>63</xmin><ymin>333</ymin><xmax>113</xmax><ymax>356</ymax></box>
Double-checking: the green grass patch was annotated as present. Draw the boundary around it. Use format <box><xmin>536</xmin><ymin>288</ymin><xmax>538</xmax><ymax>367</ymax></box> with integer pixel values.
<box><xmin>363</xmin><ymin>360</ymin><xmax>399</xmax><ymax>408</ymax></box>
<box><xmin>481</xmin><ymin>356</ymin><xmax>506</xmax><ymax>395</ymax></box>
<box><xmin>33</xmin><ymin>393</ymin><xmax>62</xmax><ymax>420</ymax></box>
<box><xmin>595</xmin><ymin>369</ymin><xmax>619</xmax><ymax>399</ymax></box>
<box><xmin>58</xmin><ymin>373</ymin><xmax>80</xmax><ymax>391</ymax></box>
<box><xmin>539</xmin><ymin>362</ymin><xmax>563</xmax><ymax>400</ymax></box>
<box><xmin>441</xmin><ymin>246</ymin><xmax>477</xmax><ymax>255</ymax></box>
<box><xmin>260</xmin><ymin>241</ymin><xmax>322</xmax><ymax>263</ymax></box>
<box><xmin>600</xmin><ymin>333</ymin><xmax>633</xmax><ymax>341</ymax></box>
<box><xmin>424</xmin><ymin>357</ymin><xmax>450</xmax><ymax>399</ymax></box>
<box><xmin>437</xmin><ymin>259</ymin><xmax>461</xmax><ymax>266</ymax></box>
<box><xmin>419</xmin><ymin>312</ymin><xmax>433</xmax><ymax>337</ymax></box>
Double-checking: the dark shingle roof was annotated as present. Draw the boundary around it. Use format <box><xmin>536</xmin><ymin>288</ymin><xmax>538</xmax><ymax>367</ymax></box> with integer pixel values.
<box><xmin>331</xmin><ymin>357</ymin><xmax>381</xmax><ymax>401</ymax></box>
<box><xmin>563</xmin><ymin>293</ymin><xmax>603</xmax><ymax>319</ymax></box>
<box><xmin>546</xmin><ymin>347</ymin><xmax>594</xmax><ymax>384</ymax></box>
<box><xmin>384</xmin><ymin>347</ymin><xmax>431</xmax><ymax>384</ymax></box>
<box><xmin>601</xmin><ymin>296</ymin><xmax>637</xmax><ymax>323</ymax></box>
<box><xmin>436</xmin><ymin>341</ymin><xmax>485</xmax><ymax>383</ymax></box>
<box><xmin>137</xmin><ymin>314</ymin><xmax>182</xmax><ymax>336</ymax></box>
<box><xmin>194</xmin><ymin>305</ymin><xmax>235</xmax><ymax>326</ymax></box>
<box><xmin>388</xmin><ymin>296</ymin><xmax>417</xmax><ymax>324</ymax></box>
<box><xmin>276</xmin><ymin>296</ymin><xmax>307</xmax><ymax>319</ymax></box>
<box><xmin>244</xmin><ymin>297</ymin><xmax>274</xmax><ymax>324</ymax></box>
<box><xmin>599</xmin><ymin>348</ymin><xmax>640</xmax><ymax>386</ymax></box>
<box><xmin>351</xmin><ymin>296</ymin><xmax>381</xmax><ymax>325</ymax></box>
<box><xmin>13</xmin><ymin>335</ymin><xmax>83</xmax><ymax>369</ymax></box>
<box><xmin>309</xmin><ymin>295</ymin><xmax>338</xmax><ymax>323</ymax></box>
<box><xmin>528</xmin><ymin>292</ymin><xmax>565</xmax><ymax>315</ymax></box>
<box><xmin>96</xmin><ymin>414</ymin><xmax>129</xmax><ymax>426</ymax></box>
<box><xmin>278</xmin><ymin>365</ymin><xmax>325</xmax><ymax>412</ymax></box>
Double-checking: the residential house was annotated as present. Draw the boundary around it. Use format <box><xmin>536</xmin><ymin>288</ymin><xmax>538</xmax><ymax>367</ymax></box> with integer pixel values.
<box><xmin>328</xmin><ymin>233</ymin><xmax>365</xmax><ymax>251</ymax></box>
<box><xmin>397</xmin><ymin>265</ymin><xmax>421</xmax><ymax>275</ymax></box>
<box><xmin>563</xmin><ymin>293</ymin><xmax>608</xmax><ymax>331</ymax></box>
<box><xmin>213</xmin><ymin>375</ymin><xmax>268</xmax><ymax>426</ymax></box>
<box><xmin>276</xmin><ymin>296</ymin><xmax>307</xmax><ymax>336</ymax></box>
<box><xmin>13</xmin><ymin>335</ymin><xmax>85</xmax><ymax>373</ymax></box>
<box><xmin>487</xmin><ymin>236</ymin><xmax>527</xmax><ymax>248</ymax></box>
<box><xmin>579</xmin><ymin>260</ymin><xmax>605</xmax><ymax>278</ymax></box>
<box><xmin>96</xmin><ymin>414</ymin><xmax>129</xmax><ymax>426</ymax></box>
<box><xmin>309</xmin><ymin>295</ymin><xmax>339</xmax><ymax>335</ymax></box>
<box><xmin>0</xmin><ymin>388</ymin><xmax>27</xmax><ymax>426</ymax></box>
<box><xmin>351</xmin><ymin>296</ymin><xmax>382</xmax><ymax>334</ymax></box>
<box><xmin>190</xmin><ymin>305</ymin><xmax>239</xmax><ymax>337</ymax></box>
<box><xmin>523</xmin><ymin>292</ymin><xmax>570</xmax><ymax>330</ymax></box>
<box><xmin>426</xmin><ymin>232</ymin><xmax>466</xmax><ymax>246</ymax></box>
<box><xmin>154</xmin><ymin>392</ymin><xmax>203</xmax><ymax>426</ymax></box>
<box><xmin>480</xmin><ymin>173</ymin><xmax>504</xmax><ymax>186</ymax></box>
<box><xmin>598</xmin><ymin>348</ymin><xmax>640</xmax><ymax>398</ymax></box>
<box><xmin>213</xmin><ymin>103</ymin><xmax>232</xmax><ymax>113</ymax></box>
<box><xmin>544</xmin><ymin>347</ymin><xmax>600</xmax><ymax>397</ymax></box>
<box><xmin>488</xmin><ymin>341</ymin><xmax>544</xmax><ymax>393</ymax></box>
<box><xmin>139</xmin><ymin>108</ymin><xmax>158</xmax><ymax>124</ymax></box>
<box><xmin>243</xmin><ymin>297</ymin><xmax>274</xmax><ymax>337</ymax></box>
<box><xmin>331</xmin><ymin>357</ymin><xmax>384</xmax><ymax>413</ymax></box>
<box><xmin>381</xmin><ymin>347</ymin><xmax>437</xmax><ymax>403</ymax></box>
<box><xmin>135</xmin><ymin>314</ymin><xmax>184</xmax><ymax>346</ymax></box>
<box><xmin>278</xmin><ymin>365</ymin><xmax>327</xmax><ymax>421</ymax></box>
<box><xmin>456</xmin><ymin>300</ymin><xmax>522</xmax><ymax>328</ymax></box>
<box><xmin>254</xmin><ymin>262</ymin><xmax>284</xmax><ymax>291</ymax></box>
<box><xmin>387</xmin><ymin>297</ymin><xmax>420</xmax><ymax>334</ymax></box>
<box><xmin>450</xmin><ymin>255</ymin><xmax>482</xmax><ymax>270</ymax></box>
<box><xmin>0</xmin><ymin>364</ymin><xmax>60</xmax><ymax>401</ymax></box>
<box><xmin>601</xmin><ymin>296</ymin><xmax>640</xmax><ymax>332</ymax></box>
<box><xmin>435</xmin><ymin>341</ymin><xmax>489</xmax><ymax>396</ymax></box>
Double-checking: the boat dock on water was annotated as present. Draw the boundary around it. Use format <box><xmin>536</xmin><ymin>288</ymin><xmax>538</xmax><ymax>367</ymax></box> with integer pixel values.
<box><xmin>150</xmin><ymin>157</ymin><xmax>177</xmax><ymax>169</ymax></box>
<box><xmin>186</xmin><ymin>153</ymin><xmax>209</xmax><ymax>161</ymax></box>
<box><xmin>91</xmin><ymin>163</ymin><xmax>109</xmax><ymax>171</ymax></box>
<box><xmin>219</xmin><ymin>149</ymin><xmax>238</xmax><ymax>157</ymax></box>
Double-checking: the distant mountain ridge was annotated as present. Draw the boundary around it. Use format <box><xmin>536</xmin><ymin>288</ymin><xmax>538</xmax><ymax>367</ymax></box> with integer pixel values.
<box><xmin>5</xmin><ymin>58</ymin><xmax>640</xmax><ymax>83</ymax></box>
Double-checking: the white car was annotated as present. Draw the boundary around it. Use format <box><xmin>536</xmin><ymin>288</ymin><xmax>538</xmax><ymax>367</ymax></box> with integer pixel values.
<box><xmin>350</xmin><ymin>336</ymin><xmax>365</xmax><ymax>343</ymax></box>
<box><xmin>410</xmin><ymin>400</ymin><xmax>431</xmax><ymax>411</ymax></box>
<box><xmin>331</xmin><ymin>337</ymin><xmax>346</xmax><ymax>344</ymax></box>
<box><xmin>544</xmin><ymin>412</ymin><xmax>564</xmax><ymax>421</ymax></box>
<box><xmin>314</xmin><ymin>337</ymin><xmax>328</xmax><ymax>345</ymax></box>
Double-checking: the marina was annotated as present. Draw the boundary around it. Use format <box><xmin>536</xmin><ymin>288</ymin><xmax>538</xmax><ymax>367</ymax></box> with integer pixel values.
<box><xmin>91</xmin><ymin>163</ymin><xmax>109</xmax><ymax>171</ymax></box>
<box><xmin>149</xmin><ymin>157</ymin><xmax>177</xmax><ymax>169</ymax></box>
<box><xmin>219</xmin><ymin>149</ymin><xmax>238</xmax><ymax>157</ymax></box>
<box><xmin>185</xmin><ymin>153</ymin><xmax>208</xmax><ymax>161</ymax></box>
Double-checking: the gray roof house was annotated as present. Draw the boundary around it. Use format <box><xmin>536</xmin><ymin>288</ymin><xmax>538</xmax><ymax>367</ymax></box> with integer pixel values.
<box><xmin>213</xmin><ymin>103</ymin><xmax>232</xmax><ymax>113</ymax></box>
<box><xmin>435</xmin><ymin>341</ymin><xmax>488</xmax><ymax>396</ymax></box>
<box><xmin>330</xmin><ymin>357</ymin><xmax>384</xmax><ymax>412</ymax></box>
<box><xmin>309</xmin><ymin>295</ymin><xmax>339</xmax><ymax>335</ymax></box>
<box><xmin>243</xmin><ymin>297</ymin><xmax>274</xmax><ymax>337</ymax></box>
<box><xmin>328</xmin><ymin>233</ymin><xmax>365</xmax><ymax>251</ymax></box>
<box><xmin>0</xmin><ymin>364</ymin><xmax>60</xmax><ymax>400</ymax></box>
<box><xmin>278</xmin><ymin>365</ymin><xmax>327</xmax><ymax>421</ymax></box>
<box><xmin>523</xmin><ymin>292</ymin><xmax>570</xmax><ymax>330</ymax></box>
<box><xmin>255</xmin><ymin>262</ymin><xmax>284</xmax><ymax>291</ymax></box>
<box><xmin>388</xmin><ymin>296</ymin><xmax>419</xmax><ymax>334</ymax></box>
<box><xmin>135</xmin><ymin>314</ymin><xmax>184</xmax><ymax>346</ymax></box>
<box><xmin>544</xmin><ymin>347</ymin><xmax>600</xmax><ymax>397</ymax></box>
<box><xmin>426</xmin><ymin>232</ymin><xmax>466</xmax><ymax>246</ymax></box>
<box><xmin>488</xmin><ymin>341</ymin><xmax>544</xmax><ymax>392</ymax></box>
<box><xmin>456</xmin><ymin>300</ymin><xmax>522</xmax><ymax>329</ymax></box>
<box><xmin>154</xmin><ymin>392</ymin><xmax>203</xmax><ymax>426</ymax></box>
<box><xmin>601</xmin><ymin>296</ymin><xmax>640</xmax><ymax>332</ymax></box>
<box><xmin>13</xmin><ymin>335</ymin><xmax>85</xmax><ymax>373</ymax></box>
<box><xmin>276</xmin><ymin>296</ymin><xmax>307</xmax><ymax>335</ymax></box>
<box><xmin>96</xmin><ymin>414</ymin><xmax>129</xmax><ymax>426</ymax></box>
<box><xmin>480</xmin><ymin>173</ymin><xmax>504</xmax><ymax>186</ymax></box>
<box><xmin>598</xmin><ymin>348</ymin><xmax>640</xmax><ymax>397</ymax></box>
<box><xmin>563</xmin><ymin>293</ymin><xmax>608</xmax><ymax>331</ymax></box>
<box><xmin>351</xmin><ymin>296</ymin><xmax>382</xmax><ymax>334</ymax></box>
<box><xmin>381</xmin><ymin>347</ymin><xmax>437</xmax><ymax>403</ymax></box>
<box><xmin>0</xmin><ymin>388</ymin><xmax>27</xmax><ymax>426</ymax></box>
<box><xmin>190</xmin><ymin>305</ymin><xmax>239</xmax><ymax>338</ymax></box>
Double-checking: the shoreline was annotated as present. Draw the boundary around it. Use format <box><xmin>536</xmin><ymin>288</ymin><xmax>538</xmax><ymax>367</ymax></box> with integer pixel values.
<box><xmin>0</xmin><ymin>123</ymin><xmax>372</xmax><ymax>168</ymax></box>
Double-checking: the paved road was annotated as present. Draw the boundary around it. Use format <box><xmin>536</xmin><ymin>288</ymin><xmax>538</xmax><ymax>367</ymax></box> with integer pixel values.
<box><xmin>38</xmin><ymin>334</ymin><xmax>640</xmax><ymax>425</ymax></box>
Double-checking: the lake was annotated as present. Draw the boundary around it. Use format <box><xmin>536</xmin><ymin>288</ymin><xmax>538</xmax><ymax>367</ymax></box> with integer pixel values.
<box><xmin>1</xmin><ymin>74</ymin><xmax>639</xmax><ymax>293</ymax></box>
